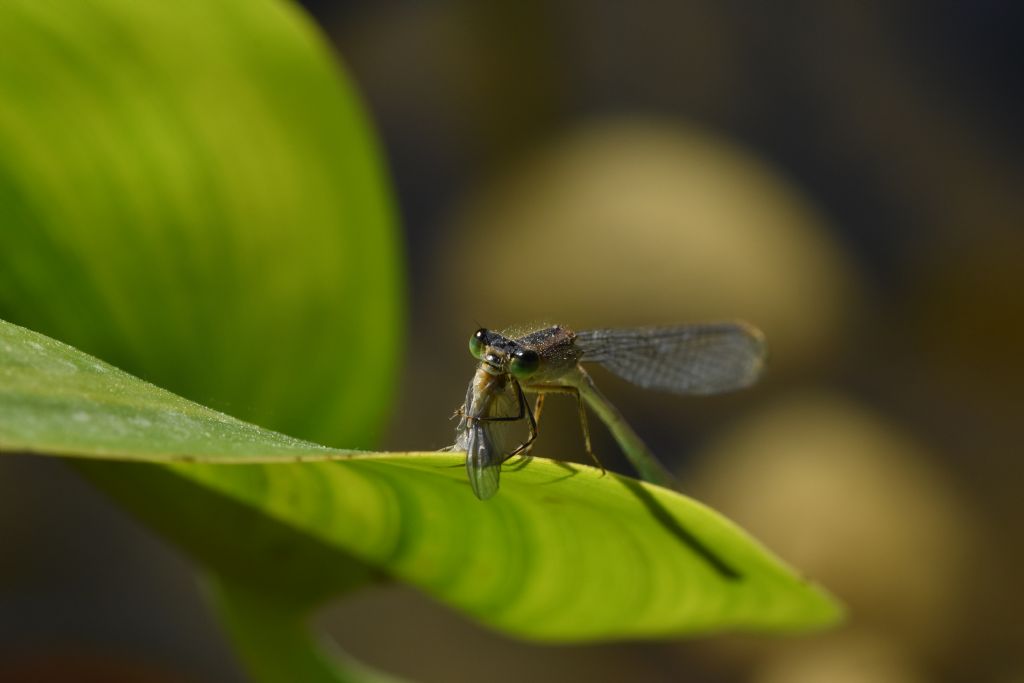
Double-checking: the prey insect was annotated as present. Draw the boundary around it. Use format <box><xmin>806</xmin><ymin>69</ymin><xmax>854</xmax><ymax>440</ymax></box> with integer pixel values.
<box><xmin>452</xmin><ymin>322</ymin><xmax>766</xmax><ymax>499</ymax></box>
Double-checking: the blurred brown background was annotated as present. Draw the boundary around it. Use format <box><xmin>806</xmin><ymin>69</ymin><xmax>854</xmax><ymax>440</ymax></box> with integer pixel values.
<box><xmin>3</xmin><ymin>2</ymin><xmax>1022</xmax><ymax>681</ymax></box>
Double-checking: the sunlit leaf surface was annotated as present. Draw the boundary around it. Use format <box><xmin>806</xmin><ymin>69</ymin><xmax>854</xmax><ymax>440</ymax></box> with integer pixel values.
<box><xmin>0</xmin><ymin>0</ymin><xmax>403</xmax><ymax>449</ymax></box>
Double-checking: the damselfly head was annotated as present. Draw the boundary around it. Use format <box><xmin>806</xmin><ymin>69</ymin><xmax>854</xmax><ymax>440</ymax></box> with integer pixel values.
<box><xmin>468</xmin><ymin>328</ymin><xmax>512</xmax><ymax>373</ymax></box>
<box><xmin>467</xmin><ymin>328</ymin><xmax>540</xmax><ymax>380</ymax></box>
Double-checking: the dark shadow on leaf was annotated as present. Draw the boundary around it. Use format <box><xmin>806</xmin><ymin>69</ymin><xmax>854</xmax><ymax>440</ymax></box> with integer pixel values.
<box><xmin>505</xmin><ymin>455</ymin><xmax>535</xmax><ymax>472</ymax></box>
<box><xmin>502</xmin><ymin>455</ymin><xmax>581</xmax><ymax>484</ymax></box>
<box><xmin>537</xmin><ymin>460</ymin><xmax>583</xmax><ymax>486</ymax></box>
<box><xmin>616</xmin><ymin>476</ymin><xmax>741</xmax><ymax>582</ymax></box>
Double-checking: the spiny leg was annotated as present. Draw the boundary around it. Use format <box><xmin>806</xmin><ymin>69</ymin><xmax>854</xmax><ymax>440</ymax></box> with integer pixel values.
<box><xmin>573</xmin><ymin>390</ymin><xmax>605</xmax><ymax>475</ymax></box>
<box><xmin>522</xmin><ymin>385</ymin><xmax>575</xmax><ymax>455</ymax></box>
<box><xmin>505</xmin><ymin>379</ymin><xmax>537</xmax><ymax>460</ymax></box>
<box><xmin>522</xmin><ymin>393</ymin><xmax>546</xmax><ymax>455</ymax></box>
<box><xmin>442</xmin><ymin>404</ymin><xmax>466</xmax><ymax>454</ymax></box>
<box><xmin>523</xmin><ymin>384</ymin><xmax>606</xmax><ymax>474</ymax></box>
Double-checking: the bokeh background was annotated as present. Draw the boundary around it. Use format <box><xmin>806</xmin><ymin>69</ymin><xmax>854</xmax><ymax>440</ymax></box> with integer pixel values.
<box><xmin>2</xmin><ymin>1</ymin><xmax>1022</xmax><ymax>681</ymax></box>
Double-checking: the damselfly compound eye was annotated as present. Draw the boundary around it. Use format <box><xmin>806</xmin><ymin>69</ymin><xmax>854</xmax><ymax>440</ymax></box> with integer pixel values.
<box><xmin>509</xmin><ymin>348</ymin><xmax>539</xmax><ymax>378</ymax></box>
<box><xmin>469</xmin><ymin>328</ymin><xmax>487</xmax><ymax>359</ymax></box>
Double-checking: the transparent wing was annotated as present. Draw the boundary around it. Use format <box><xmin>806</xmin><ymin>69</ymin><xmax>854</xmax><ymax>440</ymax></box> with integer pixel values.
<box><xmin>575</xmin><ymin>321</ymin><xmax>766</xmax><ymax>395</ymax></box>
<box><xmin>463</xmin><ymin>421</ymin><xmax>502</xmax><ymax>500</ymax></box>
<box><xmin>455</xmin><ymin>379</ymin><xmax>524</xmax><ymax>500</ymax></box>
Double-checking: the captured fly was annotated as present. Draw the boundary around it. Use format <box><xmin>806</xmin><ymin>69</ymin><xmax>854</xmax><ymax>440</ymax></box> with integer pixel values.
<box><xmin>452</xmin><ymin>322</ymin><xmax>766</xmax><ymax>499</ymax></box>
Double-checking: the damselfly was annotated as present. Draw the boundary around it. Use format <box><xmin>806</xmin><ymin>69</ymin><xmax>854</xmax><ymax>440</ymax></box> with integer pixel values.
<box><xmin>452</xmin><ymin>322</ymin><xmax>766</xmax><ymax>499</ymax></box>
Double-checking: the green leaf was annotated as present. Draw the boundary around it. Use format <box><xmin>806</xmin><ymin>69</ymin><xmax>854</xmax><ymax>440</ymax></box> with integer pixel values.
<box><xmin>0</xmin><ymin>318</ymin><xmax>843</xmax><ymax>640</ymax></box>
<box><xmin>0</xmin><ymin>0</ymin><xmax>403</xmax><ymax>448</ymax></box>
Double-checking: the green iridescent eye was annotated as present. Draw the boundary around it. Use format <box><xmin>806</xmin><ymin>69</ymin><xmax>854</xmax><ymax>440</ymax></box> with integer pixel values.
<box><xmin>509</xmin><ymin>348</ymin><xmax>539</xmax><ymax>378</ymax></box>
<box><xmin>469</xmin><ymin>328</ymin><xmax>487</xmax><ymax>359</ymax></box>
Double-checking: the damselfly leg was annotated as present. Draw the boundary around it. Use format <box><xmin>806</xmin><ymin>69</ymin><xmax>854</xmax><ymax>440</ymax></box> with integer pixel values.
<box><xmin>523</xmin><ymin>384</ymin><xmax>605</xmax><ymax>474</ymax></box>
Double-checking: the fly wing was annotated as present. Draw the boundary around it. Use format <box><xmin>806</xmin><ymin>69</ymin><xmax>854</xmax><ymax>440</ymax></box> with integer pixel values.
<box><xmin>455</xmin><ymin>378</ymin><xmax>524</xmax><ymax>500</ymax></box>
<box><xmin>463</xmin><ymin>421</ymin><xmax>502</xmax><ymax>500</ymax></box>
<box><xmin>575</xmin><ymin>321</ymin><xmax>766</xmax><ymax>395</ymax></box>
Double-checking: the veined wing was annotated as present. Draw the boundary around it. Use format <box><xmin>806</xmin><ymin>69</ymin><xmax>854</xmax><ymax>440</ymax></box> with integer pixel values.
<box><xmin>455</xmin><ymin>378</ymin><xmax>524</xmax><ymax>500</ymax></box>
<box><xmin>575</xmin><ymin>321</ymin><xmax>766</xmax><ymax>395</ymax></box>
<box><xmin>462</xmin><ymin>421</ymin><xmax>502</xmax><ymax>500</ymax></box>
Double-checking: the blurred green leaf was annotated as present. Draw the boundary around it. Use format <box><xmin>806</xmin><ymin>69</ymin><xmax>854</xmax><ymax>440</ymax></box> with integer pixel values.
<box><xmin>0</xmin><ymin>0</ymin><xmax>403</xmax><ymax>448</ymax></box>
<box><xmin>0</xmin><ymin>1</ymin><xmax>404</xmax><ymax>680</ymax></box>
<box><xmin>0</xmin><ymin>318</ymin><xmax>843</xmax><ymax>640</ymax></box>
